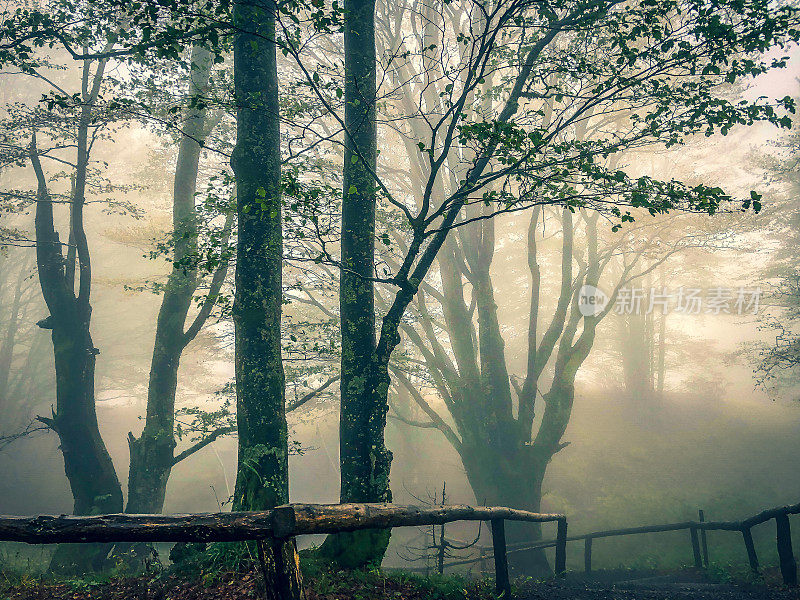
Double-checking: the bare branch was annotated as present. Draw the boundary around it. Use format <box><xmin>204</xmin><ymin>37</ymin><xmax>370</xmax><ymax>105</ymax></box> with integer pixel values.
<box><xmin>286</xmin><ymin>375</ymin><xmax>340</xmax><ymax>413</ymax></box>
<box><xmin>172</xmin><ymin>426</ymin><xmax>235</xmax><ymax>466</ymax></box>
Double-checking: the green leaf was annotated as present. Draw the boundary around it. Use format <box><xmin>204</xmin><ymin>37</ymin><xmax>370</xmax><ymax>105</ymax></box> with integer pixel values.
<box><xmin>750</xmin><ymin>190</ymin><xmax>763</xmax><ymax>212</ymax></box>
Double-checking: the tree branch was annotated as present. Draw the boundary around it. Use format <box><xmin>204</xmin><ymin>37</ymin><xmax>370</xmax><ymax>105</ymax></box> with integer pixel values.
<box><xmin>182</xmin><ymin>212</ymin><xmax>234</xmax><ymax>347</ymax></box>
<box><xmin>172</xmin><ymin>426</ymin><xmax>235</xmax><ymax>466</ymax></box>
<box><xmin>390</xmin><ymin>366</ymin><xmax>462</xmax><ymax>453</ymax></box>
<box><xmin>286</xmin><ymin>374</ymin><xmax>340</xmax><ymax>413</ymax></box>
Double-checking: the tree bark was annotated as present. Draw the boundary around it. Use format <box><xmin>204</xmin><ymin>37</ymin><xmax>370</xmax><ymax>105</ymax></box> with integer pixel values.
<box><xmin>232</xmin><ymin>0</ymin><xmax>285</xmax><ymax>519</ymax></box>
<box><xmin>230</xmin><ymin>1</ymin><xmax>302</xmax><ymax>596</ymax></box>
<box><xmin>318</xmin><ymin>0</ymin><xmax>392</xmax><ymax>569</ymax></box>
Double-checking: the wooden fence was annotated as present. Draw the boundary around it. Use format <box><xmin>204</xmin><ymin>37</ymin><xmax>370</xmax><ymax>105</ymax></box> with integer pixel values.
<box><xmin>559</xmin><ymin>500</ymin><xmax>798</xmax><ymax>585</ymax></box>
<box><xmin>3</xmin><ymin>501</ymin><xmax>797</xmax><ymax>592</ymax></box>
<box><xmin>435</xmin><ymin>501</ymin><xmax>800</xmax><ymax>587</ymax></box>
<box><xmin>0</xmin><ymin>503</ymin><xmax>567</xmax><ymax>598</ymax></box>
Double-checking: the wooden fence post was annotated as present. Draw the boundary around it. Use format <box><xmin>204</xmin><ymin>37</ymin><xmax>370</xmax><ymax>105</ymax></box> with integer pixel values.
<box><xmin>491</xmin><ymin>519</ymin><xmax>511</xmax><ymax>598</ymax></box>
<box><xmin>584</xmin><ymin>537</ymin><xmax>593</xmax><ymax>575</ymax></box>
<box><xmin>689</xmin><ymin>527</ymin><xmax>702</xmax><ymax>569</ymax></box>
<box><xmin>256</xmin><ymin>538</ymin><xmax>304</xmax><ymax>600</ymax></box>
<box><xmin>741</xmin><ymin>527</ymin><xmax>759</xmax><ymax>574</ymax></box>
<box><xmin>776</xmin><ymin>513</ymin><xmax>797</xmax><ymax>587</ymax></box>
<box><xmin>698</xmin><ymin>510</ymin><xmax>709</xmax><ymax>567</ymax></box>
<box><xmin>555</xmin><ymin>518</ymin><xmax>567</xmax><ymax>577</ymax></box>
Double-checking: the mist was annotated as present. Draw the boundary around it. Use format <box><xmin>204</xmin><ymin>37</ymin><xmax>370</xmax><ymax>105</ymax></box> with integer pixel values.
<box><xmin>1</xmin><ymin>0</ymin><xmax>800</xmax><ymax>597</ymax></box>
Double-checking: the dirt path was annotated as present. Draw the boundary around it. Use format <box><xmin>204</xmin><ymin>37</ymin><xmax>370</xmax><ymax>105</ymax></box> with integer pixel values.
<box><xmin>522</xmin><ymin>580</ymin><xmax>800</xmax><ymax>600</ymax></box>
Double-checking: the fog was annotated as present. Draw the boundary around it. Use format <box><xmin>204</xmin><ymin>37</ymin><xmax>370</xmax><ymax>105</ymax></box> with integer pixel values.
<box><xmin>1</xmin><ymin>0</ymin><xmax>799</xmax><ymax>583</ymax></box>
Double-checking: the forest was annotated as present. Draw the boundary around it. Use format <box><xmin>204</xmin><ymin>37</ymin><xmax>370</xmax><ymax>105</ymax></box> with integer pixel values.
<box><xmin>0</xmin><ymin>0</ymin><xmax>799</xmax><ymax>597</ymax></box>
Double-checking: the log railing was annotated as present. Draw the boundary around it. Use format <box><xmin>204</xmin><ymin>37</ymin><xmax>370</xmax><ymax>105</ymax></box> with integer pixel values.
<box><xmin>441</xmin><ymin>501</ymin><xmax>799</xmax><ymax>587</ymax></box>
<box><xmin>5</xmin><ymin>501</ymin><xmax>796</xmax><ymax>589</ymax></box>
<box><xmin>0</xmin><ymin>503</ymin><xmax>567</xmax><ymax>598</ymax></box>
<box><xmin>570</xmin><ymin>500</ymin><xmax>799</xmax><ymax>586</ymax></box>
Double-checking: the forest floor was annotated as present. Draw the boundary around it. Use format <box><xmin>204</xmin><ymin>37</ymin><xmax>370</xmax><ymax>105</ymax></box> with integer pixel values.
<box><xmin>2</xmin><ymin>567</ymin><xmax>800</xmax><ymax>600</ymax></box>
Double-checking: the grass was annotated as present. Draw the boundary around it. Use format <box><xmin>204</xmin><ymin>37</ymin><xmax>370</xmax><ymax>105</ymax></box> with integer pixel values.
<box><xmin>0</xmin><ymin>563</ymin><xmax>499</xmax><ymax>600</ymax></box>
<box><xmin>308</xmin><ymin>568</ymin><xmax>496</xmax><ymax>600</ymax></box>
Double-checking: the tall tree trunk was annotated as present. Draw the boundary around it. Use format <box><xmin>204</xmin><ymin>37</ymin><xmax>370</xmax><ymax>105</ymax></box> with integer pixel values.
<box><xmin>231</xmin><ymin>2</ymin><xmax>302</xmax><ymax>597</ymax></box>
<box><xmin>655</xmin><ymin>270</ymin><xmax>667</xmax><ymax>396</ymax></box>
<box><xmin>30</xmin><ymin>106</ymin><xmax>124</xmax><ymax>573</ymax></box>
<box><xmin>318</xmin><ymin>0</ymin><xmax>392</xmax><ymax>569</ymax></box>
<box><xmin>126</xmin><ymin>45</ymin><xmax>213</xmax><ymax>516</ymax></box>
<box><xmin>656</xmin><ymin>311</ymin><xmax>666</xmax><ymax>395</ymax></box>
<box><xmin>0</xmin><ymin>258</ymin><xmax>28</xmax><ymax>409</ymax></box>
<box><xmin>459</xmin><ymin>439</ymin><xmax>550</xmax><ymax>575</ymax></box>
<box><xmin>45</xmin><ymin>318</ymin><xmax>123</xmax><ymax>574</ymax></box>
<box><xmin>619</xmin><ymin>312</ymin><xmax>654</xmax><ymax>400</ymax></box>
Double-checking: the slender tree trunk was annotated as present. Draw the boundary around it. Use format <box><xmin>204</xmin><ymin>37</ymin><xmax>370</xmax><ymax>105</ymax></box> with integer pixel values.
<box><xmin>126</xmin><ymin>45</ymin><xmax>213</xmax><ymax>516</ymax></box>
<box><xmin>620</xmin><ymin>312</ymin><xmax>653</xmax><ymax>400</ymax></box>
<box><xmin>0</xmin><ymin>259</ymin><xmax>27</xmax><ymax>408</ymax></box>
<box><xmin>318</xmin><ymin>0</ymin><xmax>392</xmax><ymax>569</ymax></box>
<box><xmin>655</xmin><ymin>269</ymin><xmax>667</xmax><ymax>396</ymax></box>
<box><xmin>656</xmin><ymin>311</ymin><xmax>666</xmax><ymax>395</ymax></box>
<box><xmin>231</xmin><ymin>2</ymin><xmax>302</xmax><ymax>596</ymax></box>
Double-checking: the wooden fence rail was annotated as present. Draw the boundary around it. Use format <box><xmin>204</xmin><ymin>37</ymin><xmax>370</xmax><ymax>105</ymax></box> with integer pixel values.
<box><xmin>441</xmin><ymin>502</ymin><xmax>800</xmax><ymax>587</ymax></box>
<box><xmin>4</xmin><ymin>501</ymin><xmax>797</xmax><ymax>590</ymax></box>
<box><xmin>0</xmin><ymin>503</ymin><xmax>567</xmax><ymax>598</ymax></box>
<box><xmin>568</xmin><ymin>500</ymin><xmax>799</xmax><ymax>586</ymax></box>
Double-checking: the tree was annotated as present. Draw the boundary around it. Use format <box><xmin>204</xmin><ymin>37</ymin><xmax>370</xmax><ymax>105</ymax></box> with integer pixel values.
<box><xmin>1</xmin><ymin>29</ymin><xmax>236</xmax><ymax>554</ymax></box>
<box><xmin>391</xmin><ymin>201</ymin><xmax>711</xmax><ymax>572</ymax></box>
<box><xmin>753</xmin><ymin>104</ymin><xmax>800</xmax><ymax>394</ymax></box>
<box><xmin>230</xmin><ymin>0</ymin><xmax>303</xmax><ymax>595</ymax></box>
<box><xmin>125</xmin><ymin>44</ymin><xmax>233</xmax><ymax>517</ymax></box>
<box><xmin>27</xmin><ymin>48</ymin><xmax>125</xmax><ymax>571</ymax></box>
<box><xmin>285</xmin><ymin>0</ymin><xmax>797</xmax><ymax>568</ymax></box>
<box><xmin>314</xmin><ymin>0</ymin><xmax>394</xmax><ymax>568</ymax></box>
